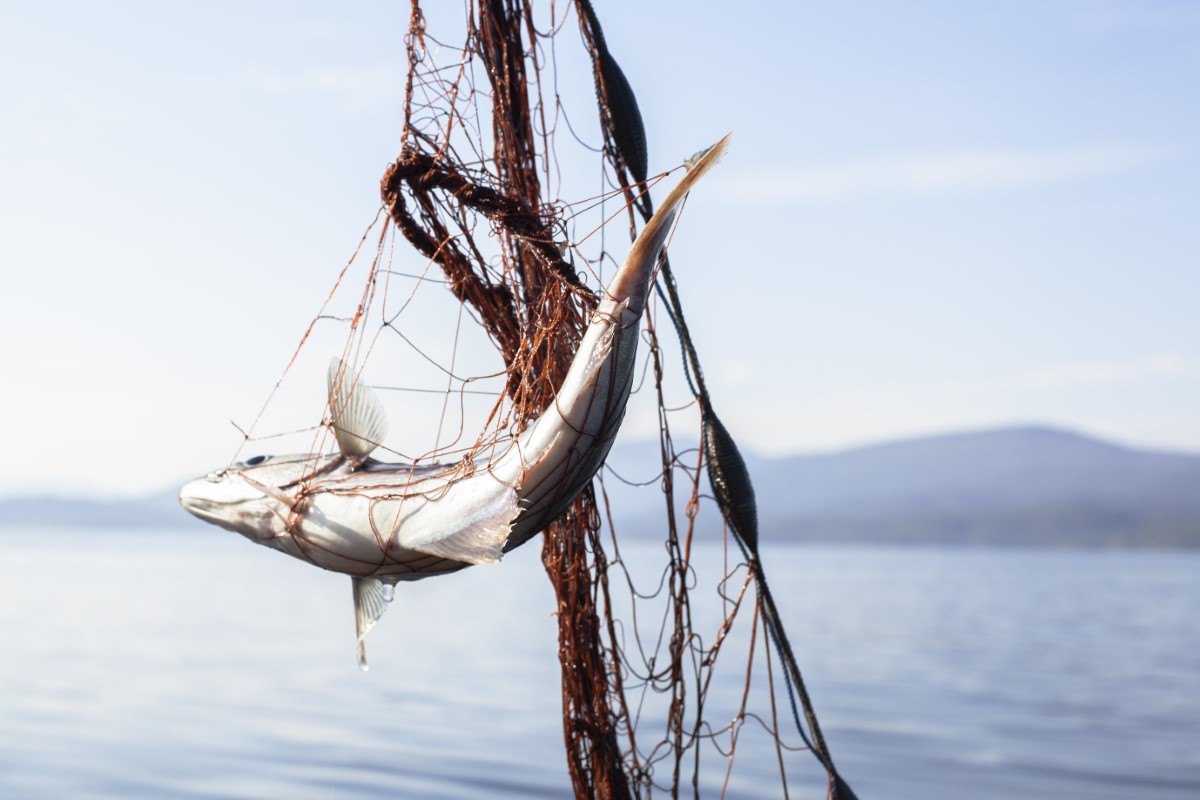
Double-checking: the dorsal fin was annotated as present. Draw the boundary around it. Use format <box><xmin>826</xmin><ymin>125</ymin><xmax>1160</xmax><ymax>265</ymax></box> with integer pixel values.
<box><xmin>327</xmin><ymin>357</ymin><xmax>389</xmax><ymax>462</ymax></box>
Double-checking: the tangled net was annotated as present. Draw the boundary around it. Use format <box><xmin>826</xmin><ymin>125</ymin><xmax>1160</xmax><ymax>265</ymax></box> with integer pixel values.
<box><xmin>236</xmin><ymin>2</ymin><xmax>857</xmax><ymax>798</ymax></box>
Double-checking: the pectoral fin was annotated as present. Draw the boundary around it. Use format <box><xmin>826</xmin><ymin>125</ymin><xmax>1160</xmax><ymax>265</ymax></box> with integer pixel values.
<box><xmin>403</xmin><ymin>485</ymin><xmax>520</xmax><ymax>565</ymax></box>
<box><xmin>351</xmin><ymin>576</ymin><xmax>390</xmax><ymax>671</ymax></box>
<box><xmin>328</xmin><ymin>358</ymin><xmax>389</xmax><ymax>462</ymax></box>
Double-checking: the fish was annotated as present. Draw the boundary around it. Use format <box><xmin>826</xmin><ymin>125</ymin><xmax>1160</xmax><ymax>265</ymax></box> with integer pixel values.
<box><xmin>179</xmin><ymin>134</ymin><xmax>730</xmax><ymax>669</ymax></box>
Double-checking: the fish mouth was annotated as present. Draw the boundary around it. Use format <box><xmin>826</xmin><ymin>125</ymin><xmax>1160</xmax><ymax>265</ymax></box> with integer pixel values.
<box><xmin>178</xmin><ymin>476</ymin><xmax>267</xmax><ymax>536</ymax></box>
<box><xmin>179</xmin><ymin>471</ymin><xmax>303</xmax><ymax>547</ymax></box>
<box><xmin>178</xmin><ymin>480</ymin><xmax>234</xmax><ymax>528</ymax></box>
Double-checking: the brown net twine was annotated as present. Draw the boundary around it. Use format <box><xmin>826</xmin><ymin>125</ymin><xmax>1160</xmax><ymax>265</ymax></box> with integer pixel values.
<box><xmin>252</xmin><ymin>1</ymin><xmax>858</xmax><ymax>797</ymax></box>
<box><xmin>385</xmin><ymin>3</ymin><xmax>632</xmax><ymax>792</ymax></box>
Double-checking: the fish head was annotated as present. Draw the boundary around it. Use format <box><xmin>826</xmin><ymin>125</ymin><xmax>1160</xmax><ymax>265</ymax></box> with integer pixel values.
<box><xmin>180</xmin><ymin>357</ymin><xmax>388</xmax><ymax>543</ymax></box>
<box><xmin>178</xmin><ymin>453</ymin><xmax>337</xmax><ymax>542</ymax></box>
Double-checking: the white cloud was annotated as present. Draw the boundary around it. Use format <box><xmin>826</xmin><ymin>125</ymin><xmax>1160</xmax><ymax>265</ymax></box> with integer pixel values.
<box><xmin>989</xmin><ymin>353</ymin><xmax>1191</xmax><ymax>391</ymax></box>
<box><xmin>849</xmin><ymin>353</ymin><xmax>1192</xmax><ymax>402</ymax></box>
<box><xmin>715</xmin><ymin>145</ymin><xmax>1170</xmax><ymax>204</ymax></box>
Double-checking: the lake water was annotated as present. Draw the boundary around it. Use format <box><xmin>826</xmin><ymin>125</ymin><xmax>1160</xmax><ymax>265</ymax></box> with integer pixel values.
<box><xmin>1</xmin><ymin>527</ymin><xmax>1197</xmax><ymax>799</ymax></box>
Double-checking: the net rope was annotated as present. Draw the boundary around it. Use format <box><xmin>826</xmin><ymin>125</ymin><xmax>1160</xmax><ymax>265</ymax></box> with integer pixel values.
<box><xmin>230</xmin><ymin>2</ymin><xmax>855</xmax><ymax>797</ymax></box>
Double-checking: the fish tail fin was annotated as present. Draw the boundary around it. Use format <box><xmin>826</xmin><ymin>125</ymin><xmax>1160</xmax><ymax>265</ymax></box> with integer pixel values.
<box><xmin>607</xmin><ymin>134</ymin><xmax>730</xmax><ymax>308</ymax></box>
<box><xmin>667</xmin><ymin>133</ymin><xmax>732</xmax><ymax>209</ymax></box>
<box><xmin>640</xmin><ymin>134</ymin><xmax>731</xmax><ymax>244</ymax></box>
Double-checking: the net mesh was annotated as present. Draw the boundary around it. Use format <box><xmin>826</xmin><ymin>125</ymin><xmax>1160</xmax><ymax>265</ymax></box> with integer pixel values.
<box><xmin>232</xmin><ymin>2</ymin><xmax>852</xmax><ymax>797</ymax></box>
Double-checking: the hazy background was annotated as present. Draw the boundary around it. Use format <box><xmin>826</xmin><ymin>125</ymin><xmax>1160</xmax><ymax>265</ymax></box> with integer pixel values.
<box><xmin>2</xmin><ymin>5</ymin><xmax>1199</xmax><ymax>798</ymax></box>
<box><xmin>1</xmin><ymin>0</ymin><xmax>1197</xmax><ymax>498</ymax></box>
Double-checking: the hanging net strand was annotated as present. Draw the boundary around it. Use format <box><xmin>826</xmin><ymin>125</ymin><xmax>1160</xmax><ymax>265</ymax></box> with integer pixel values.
<box><xmin>355</xmin><ymin>1</ymin><xmax>860</xmax><ymax>797</ymax></box>
<box><xmin>573</xmin><ymin>1</ymin><xmax>859</xmax><ymax>795</ymax></box>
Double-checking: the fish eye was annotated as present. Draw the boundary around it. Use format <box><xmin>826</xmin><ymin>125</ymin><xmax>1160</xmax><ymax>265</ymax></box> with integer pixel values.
<box><xmin>245</xmin><ymin>455</ymin><xmax>270</xmax><ymax>466</ymax></box>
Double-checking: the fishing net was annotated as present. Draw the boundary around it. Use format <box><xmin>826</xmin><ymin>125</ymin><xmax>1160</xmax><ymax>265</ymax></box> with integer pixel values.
<box><xmin>233</xmin><ymin>1</ymin><xmax>855</xmax><ymax>797</ymax></box>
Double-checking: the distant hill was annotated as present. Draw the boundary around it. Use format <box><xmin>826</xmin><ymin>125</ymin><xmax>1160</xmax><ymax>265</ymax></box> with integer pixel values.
<box><xmin>2</xmin><ymin>426</ymin><xmax>1198</xmax><ymax>547</ymax></box>
<box><xmin>601</xmin><ymin>426</ymin><xmax>1200</xmax><ymax>548</ymax></box>
<box><xmin>0</xmin><ymin>489</ymin><xmax>200</xmax><ymax>531</ymax></box>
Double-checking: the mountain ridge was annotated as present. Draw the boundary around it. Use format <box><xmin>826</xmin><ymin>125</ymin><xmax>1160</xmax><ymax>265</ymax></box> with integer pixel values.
<box><xmin>4</xmin><ymin>426</ymin><xmax>1198</xmax><ymax>547</ymax></box>
<box><xmin>602</xmin><ymin>425</ymin><xmax>1200</xmax><ymax>548</ymax></box>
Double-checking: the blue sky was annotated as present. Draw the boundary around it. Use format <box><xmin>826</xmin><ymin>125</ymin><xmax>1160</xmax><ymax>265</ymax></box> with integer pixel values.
<box><xmin>1</xmin><ymin>0</ymin><xmax>1197</xmax><ymax>495</ymax></box>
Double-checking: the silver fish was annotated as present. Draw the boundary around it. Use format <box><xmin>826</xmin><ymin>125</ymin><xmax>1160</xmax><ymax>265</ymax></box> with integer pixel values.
<box><xmin>179</xmin><ymin>134</ymin><xmax>730</xmax><ymax>668</ymax></box>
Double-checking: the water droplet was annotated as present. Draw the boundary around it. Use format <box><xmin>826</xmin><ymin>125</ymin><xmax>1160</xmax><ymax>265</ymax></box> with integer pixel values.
<box><xmin>381</xmin><ymin>584</ymin><xmax>395</xmax><ymax>603</ymax></box>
